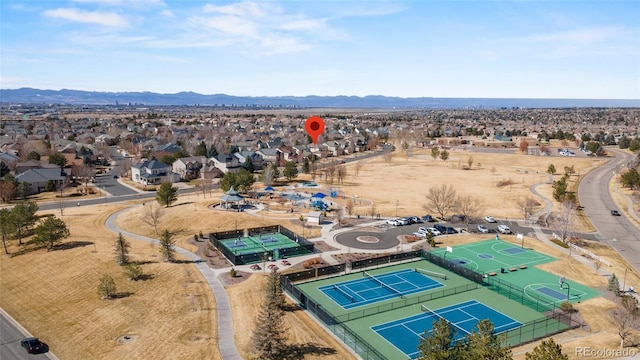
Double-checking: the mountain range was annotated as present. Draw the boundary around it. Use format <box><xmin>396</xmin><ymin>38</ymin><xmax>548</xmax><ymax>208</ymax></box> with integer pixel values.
<box><xmin>1</xmin><ymin>88</ymin><xmax>638</xmax><ymax>108</ymax></box>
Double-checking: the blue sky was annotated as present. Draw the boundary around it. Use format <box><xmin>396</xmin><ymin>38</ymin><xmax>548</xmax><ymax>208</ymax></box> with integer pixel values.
<box><xmin>1</xmin><ymin>0</ymin><xmax>639</xmax><ymax>99</ymax></box>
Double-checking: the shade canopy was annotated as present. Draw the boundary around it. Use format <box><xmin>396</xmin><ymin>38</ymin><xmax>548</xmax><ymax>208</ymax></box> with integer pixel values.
<box><xmin>311</xmin><ymin>192</ymin><xmax>326</xmax><ymax>198</ymax></box>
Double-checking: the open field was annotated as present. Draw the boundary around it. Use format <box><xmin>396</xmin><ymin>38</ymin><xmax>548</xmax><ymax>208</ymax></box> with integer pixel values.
<box><xmin>2</xmin><ymin>146</ymin><xmax>638</xmax><ymax>360</ymax></box>
<box><xmin>0</xmin><ymin>203</ymin><xmax>220</xmax><ymax>360</ymax></box>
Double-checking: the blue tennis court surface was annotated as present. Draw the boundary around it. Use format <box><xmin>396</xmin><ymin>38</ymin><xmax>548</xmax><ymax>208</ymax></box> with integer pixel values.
<box><xmin>258</xmin><ymin>236</ymin><xmax>280</xmax><ymax>244</ymax></box>
<box><xmin>372</xmin><ymin>299</ymin><xmax>522</xmax><ymax>359</ymax></box>
<box><xmin>226</xmin><ymin>240</ymin><xmax>248</xmax><ymax>249</ymax></box>
<box><xmin>319</xmin><ymin>269</ymin><xmax>444</xmax><ymax>309</ymax></box>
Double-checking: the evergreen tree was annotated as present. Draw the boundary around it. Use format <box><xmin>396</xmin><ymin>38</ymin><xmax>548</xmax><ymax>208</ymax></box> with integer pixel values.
<box><xmin>303</xmin><ymin>157</ymin><xmax>310</xmax><ymax>173</ymax></box>
<box><xmin>525</xmin><ymin>338</ymin><xmax>568</xmax><ymax>360</ymax></box>
<box><xmin>97</xmin><ymin>274</ymin><xmax>117</xmax><ymax>299</ymax></box>
<box><xmin>270</xmin><ymin>162</ymin><xmax>280</xmax><ymax>180</ymax></box>
<box><xmin>194</xmin><ymin>141</ymin><xmax>208</xmax><ymax>156</ymax></box>
<box><xmin>609</xmin><ymin>273</ymin><xmax>621</xmax><ymax>296</ymax></box>
<box><xmin>417</xmin><ymin>317</ymin><xmax>463</xmax><ymax>360</ymax></box>
<box><xmin>123</xmin><ymin>263</ymin><xmax>143</xmax><ymax>281</ymax></box>
<box><xmin>26</xmin><ymin>151</ymin><xmax>41</xmax><ymax>161</ymax></box>
<box><xmin>156</xmin><ymin>182</ymin><xmax>178</xmax><ymax>207</ymax></box>
<box><xmin>114</xmin><ymin>232</ymin><xmax>130</xmax><ymax>266</ymax></box>
<box><xmin>47</xmin><ymin>152</ymin><xmax>67</xmax><ymax>168</ymax></box>
<box><xmin>282</xmin><ymin>161</ymin><xmax>299</xmax><ymax>182</ymax></box>
<box><xmin>0</xmin><ymin>208</ymin><xmax>15</xmax><ymax>254</ymax></box>
<box><xmin>251</xmin><ymin>272</ymin><xmax>288</xmax><ymax>359</ymax></box>
<box><xmin>11</xmin><ymin>201</ymin><xmax>39</xmax><ymax>245</ymax></box>
<box><xmin>465</xmin><ymin>319</ymin><xmax>512</xmax><ymax>360</ymax></box>
<box><xmin>547</xmin><ymin>164</ymin><xmax>556</xmax><ymax>175</ymax></box>
<box><xmin>265</xmin><ymin>268</ymin><xmax>286</xmax><ymax>310</ymax></box>
<box><xmin>158</xmin><ymin>229</ymin><xmax>176</xmax><ymax>262</ymax></box>
<box><xmin>33</xmin><ymin>215</ymin><xmax>70</xmax><ymax>251</ymax></box>
<box><xmin>620</xmin><ymin>168</ymin><xmax>640</xmax><ymax>189</ymax></box>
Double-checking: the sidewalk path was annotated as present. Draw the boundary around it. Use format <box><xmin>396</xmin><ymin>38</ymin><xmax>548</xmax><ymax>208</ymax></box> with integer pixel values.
<box><xmin>105</xmin><ymin>206</ymin><xmax>242</xmax><ymax>360</ymax></box>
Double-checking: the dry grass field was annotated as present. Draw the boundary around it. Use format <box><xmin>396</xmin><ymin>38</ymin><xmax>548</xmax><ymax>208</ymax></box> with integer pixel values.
<box><xmin>2</xmin><ymin>145</ymin><xmax>638</xmax><ymax>360</ymax></box>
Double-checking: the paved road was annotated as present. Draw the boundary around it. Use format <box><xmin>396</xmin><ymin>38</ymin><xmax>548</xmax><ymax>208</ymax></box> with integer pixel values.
<box><xmin>0</xmin><ymin>310</ymin><xmax>55</xmax><ymax>360</ymax></box>
<box><xmin>578</xmin><ymin>149</ymin><xmax>640</xmax><ymax>273</ymax></box>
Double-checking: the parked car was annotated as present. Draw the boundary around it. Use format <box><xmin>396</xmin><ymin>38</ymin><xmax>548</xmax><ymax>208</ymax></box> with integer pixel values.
<box><xmin>484</xmin><ymin>216</ymin><xmax>497</xmax><ymax>223</ymax></box>
<box><xmin>434</xmin><ymin>224</ymin><xmax>447</xmax><ymax>233</ymax></box>
<box><xmin>497</xmin><ymin>225</ymin><xmax>512</xmax><ymax>234</ymax></box>
<box><xmin>397</xmin><ymin>218</ymin><xmax>411</xmax><ymax>226</ymax></box>
<box><xmin>611</xmin><ymin>210</ymin><xmax>621</xmax><ymax>216</ymax></box>
<box><xmin>21</xmin><ymin>338</ymin><xmax>44</xmax><ymax>354</ymax></box>
<box><xmin>413</xmin><ymin>232</ymin><xmax>427</xmax><ymax>239</ymax></box>
<box><xmin>444</xmin><ymin>227</ymin><xmax>458</xmax><ymax>234</ymax></box>
<box><xmin>250</xmin><ymin>264</ymin><xmax>261</xmax><ymax>271</ymax></box>
<box><xmin>386</xmin><ymin>219</ymin><xmax>401</xmax><ymax>226</ymax></box>
<box><xmin>409</xmin><ymin>216</ymin><xmax>423</xmax><ymax>223</ymax></box>
<box><xmin>477</xmin><ymin>225</ymin><xmax>489</xmax><ymax>233</ymax></box>
<box><xmin>421</xmin><ymin>214</ymin><xmax>436</xmax><ymax>222</ymax></box>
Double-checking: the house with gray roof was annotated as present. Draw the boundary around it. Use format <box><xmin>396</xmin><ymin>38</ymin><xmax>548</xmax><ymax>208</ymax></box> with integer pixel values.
<box><xmin>15</xmin><ymin>168</ymin><xmax>66</xmax><ymax>195</ymax></box>
<box><xmin>131</xmin><ymin>159</ymin><xmax>172</xmax><ymax>185</ymax></box>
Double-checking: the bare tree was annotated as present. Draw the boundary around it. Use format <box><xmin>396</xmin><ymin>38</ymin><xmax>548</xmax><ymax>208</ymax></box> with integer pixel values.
<box><xmin>73</xmin><ymin>163</ymin><xmax>95</xmax><ymax>191</ymax></box>
<box><xmin>57</xmin><ymin>180</ymin><xmax>68</xmax><ymax>216</ymax></box>
<box><xmin>425</xmin><ymin>184</ymin><xmax>457</xmax><ymax>220</ymax></box>
<box><xmin>383</xmin><ymin>151</ymin><xmax>393</xmax><ymax>163</ymax></box>
<box><xmin>141</xmin><ymin>202</ymin><xmax>164</xmax><ymax>235</ymax></box>
<box><xmin>354</xmin><ymin>161</ymin><xmax>363</xmax><ymax>177</ymax></box>
<box><xmin>611</xmin><ymin>296</ymin><xmax>639</xmax><ymax>348</ymax></box>
<box><xmin>456</xmin><ymin>194</ymin><xmax>483</xmax><ymax>230</ymax></box>
<box><xmin>345</xmin><ymin>199</ymin><xmax>354</xmax><ymax>218</ymax></box>
<box><xmin>466</xmin><ymin>156</ymin><xmax>474</xmax><ymax>170</ymax></box>
<box><xmin>369</xmin><ymin>201</ymin><xmax>377</xmax><ymax>219</ymax></box>
<box><xmin>516</xmin><ymin>196</ymin><xmax>540</xmax><ymax>222</ymax></box>
<box><xmin>195</xmin><ymin>178</ymin><xmax>213</xmax><ymax>198</ymax></box>
<box><xmin>325</xmin><ymin>161</ymin><xmax>337</xmax><ymax>185</ymax></box>
<box><xmin>262</xmin><ymin>164</ymin><xmax>275</xmax><ymax>186</ymax></box>
<box><xmin>336</xmin><ymin>165</ymin><xmax>347</xmax><ymax>184</ymax></box>
<box><xmin>551</xmin><ymin>201</ymin><xmax>574</xmax><ymax>244</ymax></box>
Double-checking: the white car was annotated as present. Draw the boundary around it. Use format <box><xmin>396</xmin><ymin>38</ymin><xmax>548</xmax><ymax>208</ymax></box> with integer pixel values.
<box><xmin>418</xmin><ymin>227</ymin><xmax>441</xmax><ymax>236</ymax></box>
<box><xmin>412</xmin><ymin>232</ymin><xmax>427</xmax><ymax>239</ymax></box>
<box><xmin>497</xmin><ymin>225</ymin><xmax>512</xmax><ymax>234</ymax></box>
<box><xmin>484</xmin><ymin>216</ymin><xmax>496</xmax><ymax>223</ymax></box>
<box><xmin>386</xmin><ymin>219</ymin><xmax>400</xmax><ymax>226</ymax></box>
<box><xmin>477</xmin><ymin>225</ymin><xmax>489</xmax><ymax>233</ymax></box>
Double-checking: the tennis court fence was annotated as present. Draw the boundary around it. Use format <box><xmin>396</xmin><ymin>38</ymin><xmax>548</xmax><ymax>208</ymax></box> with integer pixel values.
<box><xmin>209</xmin><ymin>225</ymin><xmax>315</xmax><ymax>265</ymax></box>
<box><xmin>484</xmin><ymin>275</ymin><xmax>557</xmax><ymax>312</ymax></box>
<box><xmin>333</xmin><ymin>283</ymin><xmax>479</xmax><ymax>323</ymax></box>
<box><xmin>422</xmin><ymin>250</ymin><xmax>485</xmax><ymax>284</ymax></box>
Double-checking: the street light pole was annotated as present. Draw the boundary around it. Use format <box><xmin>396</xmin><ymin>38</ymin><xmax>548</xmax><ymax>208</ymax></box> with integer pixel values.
<box><xmin>623</xmin><ymin>268</ymin><xmax>628</xmax><ymax>293</ymax></box>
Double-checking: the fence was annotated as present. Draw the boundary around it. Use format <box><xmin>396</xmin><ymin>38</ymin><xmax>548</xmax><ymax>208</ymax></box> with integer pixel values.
<box><xmin>484</xmin><ymin>275</ymin><xmax>557</xmax><ymax>312</ymax></box>
<box><xmin>502</xmin><ymin>309</ymin><xmax>579</xmax><ymax>346</ymax></box>
<box><xmin>350</xmin><ymin>250</ymin><xmax>423</xmax><ymax>270</ymax></box>
<box><xmin>421</xmin><ymin>250</ymin><xmax>485</xmax><ymax>284</ymax></box>
<box><xmin>281</xmin><ymin>275</ymin><xmax>385</xmax><ymax>360</ymax></box>
<box><xmin>334</xmin><ymin>283</ymin><xmax>479</xmax><ymax>322</ymax></box>
<box><xmin>208</xmin><ymin>225</ymin><xmax>315</xmax><ymax>265</ymax></box>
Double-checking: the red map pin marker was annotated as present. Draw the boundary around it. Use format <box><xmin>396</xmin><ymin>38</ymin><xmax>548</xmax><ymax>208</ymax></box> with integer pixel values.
<box><xmin>305</xmin><ymin>116</ymin><xmax>325</xmax><ymax>145</ymax></box>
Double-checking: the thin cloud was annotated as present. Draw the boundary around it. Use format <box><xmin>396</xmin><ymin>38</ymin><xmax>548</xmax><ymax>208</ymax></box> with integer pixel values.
<box><xmin>44</xmin><ymin>8</ymin><xmax>130</xmax><ymax>27</ymax></box>
<box><xmin>189</xmin><ymin>1</ymin><xmax>330</xmax><ymax>54</ymax></box>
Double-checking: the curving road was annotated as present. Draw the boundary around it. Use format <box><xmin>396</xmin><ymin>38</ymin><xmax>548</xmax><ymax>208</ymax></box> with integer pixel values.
<box><xmin>578</xmin><ymin>149</ymin><xmax>640</xmax><ymax>273</ymax></box>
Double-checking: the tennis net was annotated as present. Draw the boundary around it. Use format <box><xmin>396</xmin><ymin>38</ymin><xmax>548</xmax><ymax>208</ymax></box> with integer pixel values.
<box><xmin>421</xmin><ymin>304</ymin><xmax>467</xmax><ymax>335</ymax></box>
<box><xmin>333</xmin><ymin>285</ymin><xmax>354</xmax><ymax>302</ymax></box>
<box><xmin>415</xmin><ymin>267</ymin><xmax>447</xmax><ymax>280</ymax></box>
<box><xmin>364</xmin><ymin>271</ymin><xmax>403</xmax><ymax>298</ymax></box>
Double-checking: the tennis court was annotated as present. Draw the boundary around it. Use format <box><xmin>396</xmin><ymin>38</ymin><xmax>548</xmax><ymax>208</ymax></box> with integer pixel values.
<box><xmin>319</xmin><ymin>268</ymin><xmax>445</xmax><ymax>309</ymax></box>
<box><xmin>430</xmin><ymin>239</ymin><xmax>556</xmax><ymax>273</ymax></box>
<box><xmin>372</xmin><ymin>299</ymin><xmax>522</xmax><ymax>359</ymax></box>
<box><xmin>210</xmin><ymin>225</ymin><xmax>315</xmax><ymax>265</ymax></box>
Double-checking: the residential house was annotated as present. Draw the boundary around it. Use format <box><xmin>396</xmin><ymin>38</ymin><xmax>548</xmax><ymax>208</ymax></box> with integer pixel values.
<box><xmin>233</xmin><ymin>151</ymin><xmax>264</xmax><ymax>170</ymax></box>
<box><xmin>256</xmin><ymin>148</ymin><xmax>280</xmax><ymax>165</ymax></box>
<box><xmin>172</xmin><ymin>156</ymin><xmax>206</xmax><ymax>180</ymax></box>
<box><xmin>131</xmin><ymin>159</ymin><xmax>172</xmax><ymax>185</ymax></box>
<box><xmin>15</xmin><ymin>168</ymin><xmax>67</xmax><ymax>195</ymax></box>
<box><xmin>15</xmin><ymin>160</ymin><xmax>60</xmax><ymax>175</ymax></box>
<box><xmin>210</xmin><ymin>154</ymin><xmax>242</xmax><ymax>174</ymax></box>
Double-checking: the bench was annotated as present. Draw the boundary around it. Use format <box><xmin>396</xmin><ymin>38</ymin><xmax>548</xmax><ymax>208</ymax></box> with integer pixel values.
<box><xmin>519</xmin><ymin>265</ymin><xmax>527</xmax><ymax>269</ymax></box>
<box><xmin>509</xmin><ymin>267</ymin><xmax>517</xmax><ymax>272</ymax></box>
<box><xmin>488</xmin><ymin>272</ymin><xmax>497</xmax><ymax>276</ymax></box>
